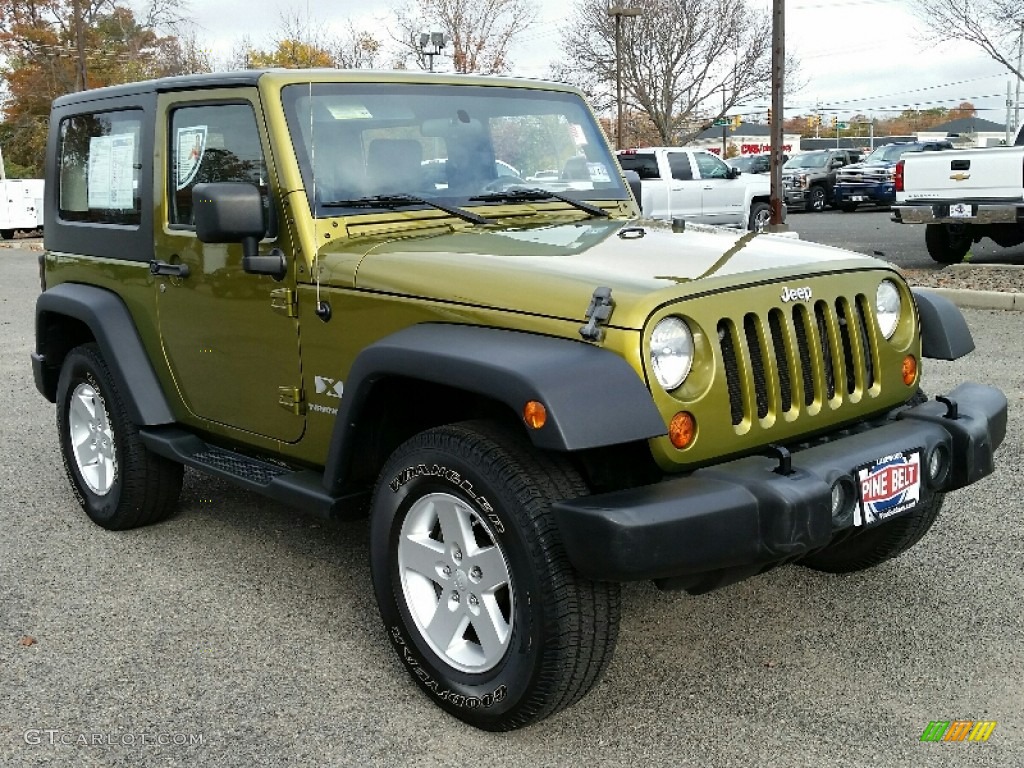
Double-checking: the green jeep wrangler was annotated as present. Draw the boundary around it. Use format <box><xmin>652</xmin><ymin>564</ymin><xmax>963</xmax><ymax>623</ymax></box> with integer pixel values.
<box><xmin>33</xmin><ymin>70</ymin><xmax>1006</xmax><ymax>730</ymax></box>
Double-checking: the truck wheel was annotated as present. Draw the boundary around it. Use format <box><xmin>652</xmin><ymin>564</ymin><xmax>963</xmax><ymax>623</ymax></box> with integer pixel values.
<box><xmin>0</xmin><ymin>229</ymin><xmax>14</xmax><ymax>240</ymax></box>
<box><xmin>798</xmin><ymin>494</ymin><xmax>945</xmax><ymax>573</ymax></box>
<box><xmin>56</xmin><ymin>343</ymin><xmax>183</xmax><ymax>530</ymax></box>
<box><xmin>748</xmin><ymin>202</ymin><xmax>771</xmax><ymax>231</ymax></box>
<box><xmin>925</xmin><ymin>223</ymin><xmax>972</xmax><ymax>264</ymax></box>
<box><xmin>838</xmin><ymin>202</ymin><xmax>859</xmax><ymax>213</ymax></box>
<box><xmin>369</xmin><ymin>421</ymin><xmax>620</xmax><ymax>731</ymax></box>
<box><xmin>806</xmin><ymin>186</ymin><xmax>827</xmax><ymax>212</ymax></box>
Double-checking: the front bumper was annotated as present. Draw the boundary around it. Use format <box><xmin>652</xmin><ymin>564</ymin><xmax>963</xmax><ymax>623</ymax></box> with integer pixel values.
<box><xmin>835</xmin><ymin>182</ymin><xmax>894</xmax><ymax>204</ymax></box>
<box><xmin>552</xmin><ymin>382</ymin><xmax>1006</xmax><ymax>585</ymax></box>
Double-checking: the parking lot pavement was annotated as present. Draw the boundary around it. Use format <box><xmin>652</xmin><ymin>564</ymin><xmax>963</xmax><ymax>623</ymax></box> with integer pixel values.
<box><xmin>1</xmin><ymin>247</ymin><xmax>1021</xmax><ymax>767</ymax></box>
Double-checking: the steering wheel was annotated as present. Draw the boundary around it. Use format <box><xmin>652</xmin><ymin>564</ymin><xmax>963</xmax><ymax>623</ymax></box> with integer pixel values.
<box><xmin>481</xmin><ymin>176</ymin><xmax>531</xmax><ymax>193</ymax></box>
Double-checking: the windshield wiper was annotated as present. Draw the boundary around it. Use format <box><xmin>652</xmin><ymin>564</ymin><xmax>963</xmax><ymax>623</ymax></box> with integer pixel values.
<box><xmin>469</xmin><ymin>189</ymin><xmax>611</xmax><ymax>218</ymax></box>
<box><xmin>320</xmin><ymin>194</ymin><xmax>491</xmax><ymax>226</ymax></box>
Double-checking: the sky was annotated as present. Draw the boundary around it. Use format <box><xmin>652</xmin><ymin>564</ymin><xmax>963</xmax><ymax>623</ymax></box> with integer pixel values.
<box><xmin>186</xmin><ymin>0</ymin><xmax>1022</xmax><ymax>129</ymax></box>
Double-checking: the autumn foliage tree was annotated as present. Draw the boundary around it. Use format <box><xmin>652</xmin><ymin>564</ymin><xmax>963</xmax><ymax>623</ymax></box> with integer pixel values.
<box><xmin>0</xmin><ymin>0</ymin><xmax>208</xmax><ymax>174</ymax></box>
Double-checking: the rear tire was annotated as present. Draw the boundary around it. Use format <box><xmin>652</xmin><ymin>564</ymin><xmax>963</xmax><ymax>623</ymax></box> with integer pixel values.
<box><xmin>56</xmin><ymin>343</ymin><xmax>183</xmax><ymax>530</ymax></box>
<box><xmin>0</xmin><ymin>229</ymin><xmax>14</xmax><ymax>240</ymax></box>
<box><xmin>748</xmin><ymin>202</ymin><xmax>771</xmax><ymax>231</ymax></box>
<box><xmin>369</xmin><ymin>421</ymin><xmax>620</xmax><ymax>730</ymax></box>
<box><xmin>925</xmin><ymin>223</ymin><xmax>972</xmax><ymax>264</ymax></box>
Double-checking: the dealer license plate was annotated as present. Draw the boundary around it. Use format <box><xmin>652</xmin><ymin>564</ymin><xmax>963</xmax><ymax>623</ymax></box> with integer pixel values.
<box><xmin>948</xmin><ymin>202</ymin><xmax>972</xmax><ymax>218</ymax></box>
<box><xmin>855</xmin><ymin>449</ymin><xmax>922</xmax><ymax>527</ymax></box>
<box><xmin>851</xmin><ymin>195</ymin><xmax>866</xmax><ymax>201</ymax></box>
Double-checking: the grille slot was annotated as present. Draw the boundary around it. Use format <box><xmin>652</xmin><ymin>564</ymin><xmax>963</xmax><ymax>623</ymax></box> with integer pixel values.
<box><xmin>718</xmin><ymin>293</ymin><xmax>876</xmax><ymax>427</ymax></box>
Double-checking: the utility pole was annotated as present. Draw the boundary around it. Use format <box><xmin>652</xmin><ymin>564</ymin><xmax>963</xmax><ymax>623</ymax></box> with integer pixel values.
<box><xmin>768</xmin><ymin>0</ymin><xmax>785</xmax><ymax>227</ymax></box>
<box><xmin>1015</xmin><ymin>21</ymin><xmax>1022</xmax><ymax>134</ymax></box>
<box><xmin>72</xmin><ymin>0</ymin><xmax>87</xmax><ymax>91</ymax></box>
<box><xmin>608</xmin><ymin>7</ymin><xmax>641</xmax><ymax>150</ymax></box>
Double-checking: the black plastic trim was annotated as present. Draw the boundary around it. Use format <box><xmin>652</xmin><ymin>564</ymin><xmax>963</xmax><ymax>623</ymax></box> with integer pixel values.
<box><xmin>912</xmin><ymin>289</ymin><xmax>975</xmax><ymax>360</ymax></box>
<box><xmin>34</xmin><ymin>283</ymin><xmax>174</xmax><ymax>425</ymax></box>
<box><xmin>323</xmin><ymin>324</ymin><xmax>666</xmax><ymax>494</ymax></box>
<box><xmin>551</xmin><ymin>382</ymin><xmax>1006</xmax><ymax>583</ymax></box>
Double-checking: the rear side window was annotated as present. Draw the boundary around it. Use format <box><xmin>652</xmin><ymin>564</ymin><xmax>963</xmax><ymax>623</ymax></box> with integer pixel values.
<box><xmin>58</xmin><ymin>109</ymin><xmax>142</xmax><ymax>225</ymax></box>
<box><xmin>618</xmin><ymin>154</ymin><xmax>661</xmax><ymax>179</ymax></box>
<box><xmin>667</xmin><ymin>152</ymin><xmax>693</xmax><ymax>180</ymax></box>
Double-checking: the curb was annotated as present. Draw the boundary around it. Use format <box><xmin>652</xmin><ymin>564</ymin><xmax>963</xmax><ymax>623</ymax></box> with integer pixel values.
<box><xmin>913</xmin><ymin>287</ymin><xmax>1024</xmax><ymax>312</ymax></box>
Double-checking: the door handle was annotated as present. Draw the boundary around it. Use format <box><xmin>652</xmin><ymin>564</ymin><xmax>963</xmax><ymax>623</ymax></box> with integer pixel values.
<box><xmin>149</xmin><ymin>260</ymin><xmax>190</xmax><ymax>278</ymax></box>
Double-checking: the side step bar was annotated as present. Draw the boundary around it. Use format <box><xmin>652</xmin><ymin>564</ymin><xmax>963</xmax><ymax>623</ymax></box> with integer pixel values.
<box><xmin>139</xmin><ymin>427</ymin><xmax>367</xmax><ymax>519</ymax></box>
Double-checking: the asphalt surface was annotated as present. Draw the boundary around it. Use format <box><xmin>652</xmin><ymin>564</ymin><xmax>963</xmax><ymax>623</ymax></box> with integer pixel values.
<box><xmin>1</xmin><ymin>246</ymin><xmax>1021</xmax><ymax>767</ymax></box>
<box><xmin>784</xmin><ymin>207</ymin><xmax>1024</xmax><ymax>270</ymax></box>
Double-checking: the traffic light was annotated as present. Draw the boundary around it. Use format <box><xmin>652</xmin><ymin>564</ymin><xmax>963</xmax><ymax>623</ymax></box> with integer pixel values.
<box><xmin>806</xmin><ymin>116</ymin><xmax>815</xmax><ymax>129</ymax></box>
<box><xmin>731</xmin><ymin>114</ymin><xmax>742</xmax><ymax>129</ymax></box>
<box><xmin>832</xmin><ymin>115</ymin><xmax>839</xmax><ymax>128</ymax></box>
<box><xmin>814</xmin><ymin>114</ymin><xmax>822</xmax><ymax>127</ymax></box>
<box><xmin>767</xmin><ymin>108</ymin><xmax>772</xmax><ymax>125</ymax></box>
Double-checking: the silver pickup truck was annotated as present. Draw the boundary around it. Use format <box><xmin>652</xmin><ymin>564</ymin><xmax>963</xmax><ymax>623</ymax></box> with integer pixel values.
<box><xmin>892</xmin><ymin>126</ymin><xmax>1024</xmax><ymax>263</ymax></box>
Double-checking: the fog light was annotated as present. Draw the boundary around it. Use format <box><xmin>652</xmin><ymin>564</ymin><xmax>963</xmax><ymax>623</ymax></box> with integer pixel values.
<box><xmin>830</xmin><ymin>482</ymin><xmax>846</xmax><ymax>518</ymax></box>
<box><xmin>927</xmin><ymin>445</ymin><xmax>949</xmax><ymax>487</ymax></box>
<box><xmin>830</xmin><ymin>477</ymin><xmax>856</xmax><ymax>522</ymax></box>
<box><xmin>902</xmin><ymin>355</ymin><xmax>918</xmax><ymax>386</ymax></box>
<box><xmin>669</xmin><ymin>412</ymin><xmax>696</xmax><ymax>449</ymax></box>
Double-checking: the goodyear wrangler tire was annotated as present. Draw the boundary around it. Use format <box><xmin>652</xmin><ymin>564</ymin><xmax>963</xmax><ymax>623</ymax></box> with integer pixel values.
<box><xmin>56</xmin><ymin>343</ymin><xmax>183</xmax><ymax>530</ymax></box>
<box><xmin>369</xmin><ymin>421</ymin><xmax>621</xmax><ymax>730</ymax></box>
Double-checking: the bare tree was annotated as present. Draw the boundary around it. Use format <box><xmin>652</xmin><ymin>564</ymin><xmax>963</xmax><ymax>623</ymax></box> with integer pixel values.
<box><xmin>912</xmin><ymin>0</ymin><xmax>1023</xmax><ymax>80</ymax></box>
<box><xmin>392</xmin><ymin>0</ymin><xmax>537</xmax><ymax>74</ymax></box>
<box><xmin>559</xmin><ymin>0</ymin><xmax>773</xmax><ymax>145</ymax></box>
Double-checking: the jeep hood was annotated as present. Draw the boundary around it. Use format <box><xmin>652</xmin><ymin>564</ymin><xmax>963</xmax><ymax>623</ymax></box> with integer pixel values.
<box><xmin>324</xmin><ymin>220</ymin><xmax>890</xmax><ymax>330</ymax></box>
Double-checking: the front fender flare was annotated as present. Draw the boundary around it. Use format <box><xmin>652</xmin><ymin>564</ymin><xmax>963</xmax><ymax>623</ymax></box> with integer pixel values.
<box><xmin>323</xmin><ymin>324</ymin><xmax>666</xmax><ymax>493</ymax></box>
<box><xmin>912</xmin><ymin>288</ymin><xmax>975</xmax><ymax>360</ymax></box>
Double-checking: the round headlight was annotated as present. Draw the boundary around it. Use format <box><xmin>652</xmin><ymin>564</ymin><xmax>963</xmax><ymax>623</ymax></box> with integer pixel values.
<box><xmin>875</xmin><ymin>279</ymin><xmax>902</xmax><ymax>339</ymax></box>
<box><xmin>650</xmin><ymin>317</ymin><xmax>694</xmax><ymax>391</ymax></box>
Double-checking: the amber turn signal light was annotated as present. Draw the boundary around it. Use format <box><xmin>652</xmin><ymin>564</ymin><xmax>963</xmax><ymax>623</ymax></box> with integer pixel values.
<box><xmin>902</xmin><ymin>355</ymin><xmax>918</xmax><ymax>386</ymax></box>
<box><xmin>523</xmin><ymin>401</ymin><xmax>547</xmax><ymax>430</ymax></box>
<box><xmin>669</xmin><ymin>411</ymin><xmax>696</xmax><ymax>449</ymax></box>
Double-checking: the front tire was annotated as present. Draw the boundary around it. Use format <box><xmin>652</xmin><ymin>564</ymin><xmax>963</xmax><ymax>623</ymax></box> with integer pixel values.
<box><xmin>369</xmin><ymin>421</ymin><xmax>620</xmax><ymax>730</ymax></box>
<box><xmin>798</xmin><ymin>493</ymin><xmax>945</xmax><ymax>573</ymax></box>
<box><xmin>925</xmin><ymin>223</ymin><xmax>972</xmax><ymax>264</ymax></box>
<box><xmin>56</xmin><ymin>343</ymin><xmax>183</xmax><ymax>530</ymax></box>
<box><xmin>806</xmin><ymin>185</ymin><xmax>827</xmax><ymax>212</ymax></box>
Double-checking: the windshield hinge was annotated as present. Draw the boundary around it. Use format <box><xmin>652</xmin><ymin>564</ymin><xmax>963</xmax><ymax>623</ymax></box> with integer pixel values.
<box><xmin>270</xmin><ymin>287</ymin><xmax>297</xmax><ymax>317</ymax></box>
<box><xmin>278</xmin><ymin>386</ymin><xmax>305</xmax><ymax>415</ymax></box>
<box><xmin>579</xmin><ymin>287</ymin><xmax>614</xmax><ymax>342</ymax></box>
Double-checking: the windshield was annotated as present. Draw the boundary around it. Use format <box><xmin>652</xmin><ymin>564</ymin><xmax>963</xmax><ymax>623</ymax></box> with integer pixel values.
<box><xmin>281</xmin><ymin>83</ymin><xmax>627</xmax><ymax>217</ymax></box>
<box><xmin>784</xmin><ymin>153</ymin><xmax>828</xmax><ymax>169</ymax></box>
<box><xmin>864</xmin><ymin>144</ymin><xmax>918</xmax><ymax>163</ymax></box>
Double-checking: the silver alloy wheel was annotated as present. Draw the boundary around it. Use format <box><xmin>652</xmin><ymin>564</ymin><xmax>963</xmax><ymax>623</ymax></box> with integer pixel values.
<box><xmin>68</xmin><ymin>382</ymin><xmax>117</xmax><ymax>496</ymax></box>
<box><xmin>752</xmin><ymin>207</ymin><xmax>771</xmax><ymax>232</ymax></box>
<box><xmin>398</xmin><ymin>492</ymin><xmax>514</xmax><ymax>673</ymax></box>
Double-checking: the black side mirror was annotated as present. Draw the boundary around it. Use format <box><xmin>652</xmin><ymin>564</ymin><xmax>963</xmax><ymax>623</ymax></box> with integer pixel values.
<box><xmin>728</xmin><ymin>166</ymin><xmax>741</xmax><ymax>178</ymax></box>
<box><xmin>193</xmin><ymin>182</ymin><xmax>285</xmax><ymax>279</ymax></box>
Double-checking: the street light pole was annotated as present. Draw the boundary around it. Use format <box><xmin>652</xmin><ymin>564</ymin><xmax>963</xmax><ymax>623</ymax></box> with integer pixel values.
<box><xmin>608</xmin><ymin>7</ymin><xmax>640</xmax><ymax>150</ymax></box>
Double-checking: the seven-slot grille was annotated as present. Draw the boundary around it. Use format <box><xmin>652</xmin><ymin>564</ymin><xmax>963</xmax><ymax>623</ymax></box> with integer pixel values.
<box><xmin>717</xmin><ymin>295</ymin><xmax>877</xmax><ymax>427</ymax></box>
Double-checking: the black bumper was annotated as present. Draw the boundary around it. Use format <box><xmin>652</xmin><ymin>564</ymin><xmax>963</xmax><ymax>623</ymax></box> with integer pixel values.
<box><xmin>552</xmin><ymin>383</ymin><xmax>1006</xmax><ymax>583</ymax></box>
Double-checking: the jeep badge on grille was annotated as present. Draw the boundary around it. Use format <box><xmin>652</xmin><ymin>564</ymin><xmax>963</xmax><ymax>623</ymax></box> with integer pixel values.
<box><xmin>781</xmin><ymin>286</ymin><xmax>813</xmax><ymax>302</ymax></box>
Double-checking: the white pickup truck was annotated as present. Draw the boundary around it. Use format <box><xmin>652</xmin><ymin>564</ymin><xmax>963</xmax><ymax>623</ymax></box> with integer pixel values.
<box><xmin>617</xmin><ymin>147</ymin><xmax>773</xmax><ymax>230</ymax></box>
<box><xmin>892</xmin><ymin>125</ymin><xmax>1024</xmax><ymax>263</ymax></box>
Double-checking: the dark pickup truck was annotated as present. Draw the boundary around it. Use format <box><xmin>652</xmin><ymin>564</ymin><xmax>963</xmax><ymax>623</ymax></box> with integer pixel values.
<box><xmin>834</xmin><ymin>140</ymin><xmax>954</xmax><ymax>212</ymax></box>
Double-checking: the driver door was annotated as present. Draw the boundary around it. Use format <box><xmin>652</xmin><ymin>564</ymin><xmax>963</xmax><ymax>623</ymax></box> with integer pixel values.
<box><xmin>152</xmin><ymin>91</ymin><xmax>304</xmax><ymax>442</ymax></box>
